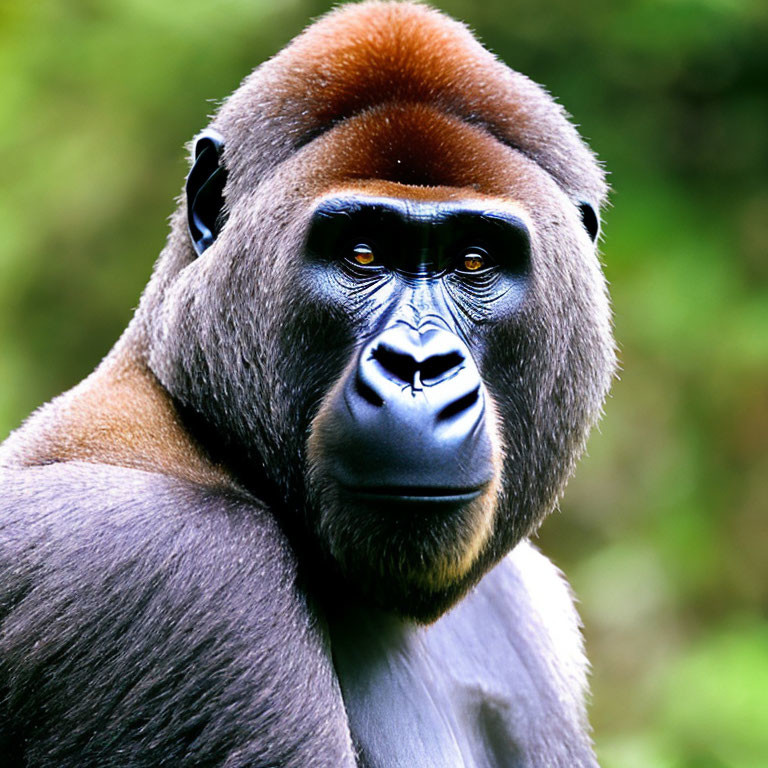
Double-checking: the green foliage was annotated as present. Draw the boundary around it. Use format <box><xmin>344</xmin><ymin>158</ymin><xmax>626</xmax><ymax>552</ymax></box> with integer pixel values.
<box><xmin>0</xmin><ymin>0</ymin><xmax>766</xmax><ymax>764</ymax></box>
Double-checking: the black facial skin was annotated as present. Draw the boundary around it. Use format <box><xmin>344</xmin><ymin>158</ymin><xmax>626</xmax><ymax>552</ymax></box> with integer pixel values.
<box><xmin>304</xmin><ymin>195</ymin><xmax>531</xmax><ymax>500</ymax></box>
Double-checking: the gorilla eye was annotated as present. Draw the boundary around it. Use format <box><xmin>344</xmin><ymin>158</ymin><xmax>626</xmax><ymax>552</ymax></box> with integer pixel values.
<box><xmin>459</xmin><ymin>247</ymin><xmax>488</xmax><ymax>273</ymax></box>
<box><xmin>352</xmin><ymin>243</ymin><xmax>376</xmax><ymax>266</ymax></box>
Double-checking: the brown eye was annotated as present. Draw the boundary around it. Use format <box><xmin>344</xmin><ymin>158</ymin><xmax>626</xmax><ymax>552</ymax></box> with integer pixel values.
<box><xmin>461</xmin><ymin>248</ymin><xmax>487</xmax><ymax>272</ymax></box>
<box><xmin>352</xmin><ymin>243</ymin><xmax>375</xmax><ymax>266</ymax></box>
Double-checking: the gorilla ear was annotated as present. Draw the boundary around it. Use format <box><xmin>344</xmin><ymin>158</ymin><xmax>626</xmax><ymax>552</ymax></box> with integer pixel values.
<box><xmin>577</xmin><ymin>201</ymin><xmax>600</xmax><ymax>242</ymax></box>
<box><xmin>186</xmin><ymin>129</ymin><xmax>228</xmax><ymax>255</ymax></box>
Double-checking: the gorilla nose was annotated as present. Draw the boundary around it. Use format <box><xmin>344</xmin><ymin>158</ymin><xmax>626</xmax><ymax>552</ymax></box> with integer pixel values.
<box><xmin>370</xmin><ymin>342</ymin><xmax>462</xmax><ymax>391</ymax></box>
<box><xmin>356</xmin><ymin>324</ymin><xmax>478</xmax><ymax>421</ymax></box>
<box><xmin>324</xmin><ymin>323</ymin><xmax>495</xmax><ymax>497</ymax></box>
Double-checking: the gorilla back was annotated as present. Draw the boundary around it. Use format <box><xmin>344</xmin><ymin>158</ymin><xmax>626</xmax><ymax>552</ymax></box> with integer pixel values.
<box><xmin>0</xmin><ymin>3</ymin><xmax>614</xmax><ymax>767</ymax></box>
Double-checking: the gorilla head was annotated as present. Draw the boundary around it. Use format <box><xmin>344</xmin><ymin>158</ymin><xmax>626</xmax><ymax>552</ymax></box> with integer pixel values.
<box><xmin>145</xmin><ymin>2</ymin><xmax>614</xmax><ymax>620</ymax></box>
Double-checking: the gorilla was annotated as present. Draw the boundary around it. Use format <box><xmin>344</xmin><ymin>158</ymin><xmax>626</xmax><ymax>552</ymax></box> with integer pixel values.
<box><xmin>0</xmin><ymin>3</ymin><xmax>614</xmax><ymax>766</ymax></box>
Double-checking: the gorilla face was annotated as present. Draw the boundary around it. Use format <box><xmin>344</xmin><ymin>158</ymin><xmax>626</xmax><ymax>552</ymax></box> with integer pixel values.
<box><xmin>303</xmin><ymin>193</ymin><xmax>525</xmax><ymax>613</ymax></box>
<box><xmin>149</xmin><ymin>8</ymin><xmax>615</xmax><ymax>621</ymax></box>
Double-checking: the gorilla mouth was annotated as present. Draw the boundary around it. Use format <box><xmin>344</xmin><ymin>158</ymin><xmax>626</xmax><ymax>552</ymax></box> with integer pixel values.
<box><xmin>340</xmin><ymin>484</ymin><xmax>487</xmax><ymax>504</ymax></box>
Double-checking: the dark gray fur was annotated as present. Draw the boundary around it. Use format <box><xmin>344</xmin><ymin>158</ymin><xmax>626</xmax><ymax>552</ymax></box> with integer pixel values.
<box><xmin>0</xmin><ymin>463</ymin><xmax>354</xmax><ymax>767</ymax></box>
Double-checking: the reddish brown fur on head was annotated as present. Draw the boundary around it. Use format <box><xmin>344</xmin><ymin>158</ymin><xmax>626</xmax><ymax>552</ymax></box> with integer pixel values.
<box><xmin>214</xmin><ymin>2</ymin><xmax>606</xmax><ymax>205</ymax></box>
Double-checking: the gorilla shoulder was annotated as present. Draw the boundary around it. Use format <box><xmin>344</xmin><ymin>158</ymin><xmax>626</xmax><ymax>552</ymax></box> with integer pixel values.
<box><xmin>0</xmin><ymin>460</ymin><xmax>356</xmax><ymax>767</ymax></box>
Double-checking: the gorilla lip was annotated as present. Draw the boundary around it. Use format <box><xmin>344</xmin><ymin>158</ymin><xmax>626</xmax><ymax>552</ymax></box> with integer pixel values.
<box><xmin>339</xmin><ymin>484</ymin><xmax>487</xmax><ymax>503</ymax></box>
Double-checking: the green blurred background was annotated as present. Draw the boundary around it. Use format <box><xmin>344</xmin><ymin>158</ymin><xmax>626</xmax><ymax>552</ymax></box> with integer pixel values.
<box><xmin>1</xmin><ymin>0</ymin><xmax>766</xmax><ymax>765</ymax></box>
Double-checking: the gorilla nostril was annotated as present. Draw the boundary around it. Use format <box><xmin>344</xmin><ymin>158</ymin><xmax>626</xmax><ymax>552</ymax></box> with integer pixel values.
<box><xmin>420</xmin><ymin>352</ymin><xmax>464</xmax><ymax>384</ymax></box>
<box><xmin>371</xmin><ymin>344</ymin><xmax>418</xmax><ymax>385</ymax></box>
<box><xmin>438</xmin><ymin>386</ymin><xmax>480</xmax><ymax>421</ymax></box>
<box><xmin>371</xmin><ymin>343</ymin><xmax>465</xmax><ymax>388</ymax></box>
<box><xmin>354</xmin><ymin>369</ymin><xmax>384</xmax><ymax>407</ymax></box>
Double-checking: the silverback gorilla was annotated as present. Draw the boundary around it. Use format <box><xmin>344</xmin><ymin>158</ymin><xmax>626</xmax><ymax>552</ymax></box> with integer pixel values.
<box><xmin>0</xmin><ymin>3</ymin><xmax>615</xmax><ymax>766</ymax></box>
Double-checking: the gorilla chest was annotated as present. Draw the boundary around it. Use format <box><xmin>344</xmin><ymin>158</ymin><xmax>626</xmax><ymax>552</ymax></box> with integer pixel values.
<box><xmin>329</xmin><ymin>601</ymin><xmax>531</xmax><ymax>768</ymax></box>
